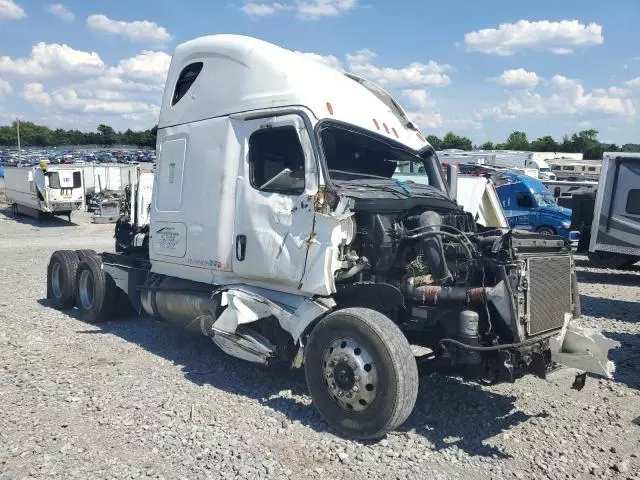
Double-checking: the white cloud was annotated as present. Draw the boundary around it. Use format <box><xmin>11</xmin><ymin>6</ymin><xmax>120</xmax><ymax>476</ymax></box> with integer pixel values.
<box><xmin>0</xmin><ymin>0</ymin><xmax>25</xmax><ymax>20</ymax></box>
<box><xmin>240</xmin><ymin>0</ymin><xmax>357</xmax><ymax>19</ymax></box>
<box><xmin>625</xmin><ymin>77</ymin><xmax>640</xmax><ymax>87</ymax></box>
<box><xmin>241</xmin><ymin>2</ymin><xmax>292</xmax><ymax>17</ymax></box>
<box><xmin>0</xmin><ymin>77</ymin><xmax>11</xmax><ymax>94</ymax></box>
<box><xmin>295</xmin><ymin>51</ymin><xmax>343</xmax><ymax>70</ymax></box>
<box><xmin>346</xmin><ymin>49</ymin><xmax>451</xmax><ymax>87</ymax></box>
<box><xmin>402</xmin><ymin>89</ymin><xmax>434</xmax><ymax>108</ymax></box>
<box><xmin>493</xmin><ymin>68</ymin><xmax>541</xmax><ymax>89</ymax></box>
<box><xmin>0</xmin><ymin>42</ymin><xmax>104</xmax><ymax>78</ymax></box>
<box><xmin>408</xmin><ymin>112</ymin><xmax>443</xmax><ymax>129</ymax></box>
<box><xmin>548</xmin><ymin>76</ymin><xmax>636</xmax><ymax>117</ymax></box>
<box><xmin>297</xmin><ymin>0</ymin><xmax>357</xmax><ymax>19</ymax></box>
<box><xmin>50</xmin><ymin>86</ymin><xmax>157</xmax><ymax>115</ymax></box>
<box><xmin>464</xmin><ymin>20</ymin><xmax>604</xmax><ymax>56</ymax></box>
<box><xmin>109</xmin><ymin>50</ymin><xmax>171</xmax><ymax>83</ymax></box>
<box><xmin>483</xmin><ymin>76</ymin><xmax>636</xmax><ymax>121</ymax></box>
<box><xmin>22</xmin><ymin>83</ymin><xmax>51</xmax><ymax>106</ymax></box>
<box><xmin>47</xmin><ymin>3</ymin><xmax>74</xmax><ymax>21</ymax></box>
<box><xmin>86</xmin><ymin>14</ymin><xmax>172</xmax><ymax>45</ymax></box>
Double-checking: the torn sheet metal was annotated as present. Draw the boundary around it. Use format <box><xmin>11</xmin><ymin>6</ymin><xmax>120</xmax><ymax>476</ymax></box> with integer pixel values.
<box><xmin>213</xmin><ymin>286</ymin><xmax>334</xmax><ymax>343</ymax></box>
<box><xmin>549</xmin><ymin>313</ymin><xmax>619</xmax><ymax>379</ymax></box>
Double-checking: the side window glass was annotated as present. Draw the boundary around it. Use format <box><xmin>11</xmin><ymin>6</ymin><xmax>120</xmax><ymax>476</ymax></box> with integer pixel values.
<box><xmin>172</xmin><ymin>62</ymin><xmax>203</xmax><ymax>106</ymax></box>
<box><xmin>626</xmin><ymin>189</ymin><xmax>640</xmax><ymax>215</ymax></box>
<box><xmin>516</xmin><ymin>194</ymin><xmax>533</xmax><ymax>209</ymax></box>
<box><xmin>73</xmin><ymin>171</ymin><xmax>82</xmax><ymax>188</ymax></box>
<box><xmin>249</xmin><ymin>127</ymin><xmax>305</xmax><ymax>194</ymax></box>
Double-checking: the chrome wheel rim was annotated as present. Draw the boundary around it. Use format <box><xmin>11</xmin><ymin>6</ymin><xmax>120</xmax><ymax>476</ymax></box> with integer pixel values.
<box><xmin>78</xmin><ymin>270</ymin><xmax>94</xmax><ymax>310</ymax></box>
<box><xmin>322</xmin><ymin>338</ymin><xmax>378</xmax><ymax>412</ymax></box>
<box><xmin>51</xmin><ymin>263</ymin><xmax>62</xmax><ymax>299</ymax></box>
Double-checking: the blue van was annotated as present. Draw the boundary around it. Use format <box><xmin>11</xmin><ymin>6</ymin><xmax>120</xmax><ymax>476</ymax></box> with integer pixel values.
<box><xmin>492</xmin><ymin>171</ymin><xmax>580</xmax><ymax>243</ymax></box>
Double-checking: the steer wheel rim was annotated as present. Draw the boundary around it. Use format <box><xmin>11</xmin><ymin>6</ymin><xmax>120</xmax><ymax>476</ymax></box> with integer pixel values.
<box><xmin>51</xmin><ymin>263</ymin><xmax>63</xmax><ymax>299</ymax></box>
<box><xmin>78</xmin><ymin>270</ymin><xmax>95</xmax><ymax>310</ymax></box>
<box><xmin>322</xmin><ymin>338</ymin><xmax>377</xmax><ymax>412</ymax></box>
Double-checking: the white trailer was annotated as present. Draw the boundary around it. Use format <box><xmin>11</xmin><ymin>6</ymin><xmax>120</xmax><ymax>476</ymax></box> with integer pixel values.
<box><xmin>4</xmin><ymin>165</ymin><xmax>83</xmax><ymax>221</ymax></box>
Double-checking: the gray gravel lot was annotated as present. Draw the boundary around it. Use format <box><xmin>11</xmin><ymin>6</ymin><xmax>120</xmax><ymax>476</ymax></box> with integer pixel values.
<box><xmin>1</xmin><ymin>206</ymin><xmax>639</xmax><ymax>480</ymax></box>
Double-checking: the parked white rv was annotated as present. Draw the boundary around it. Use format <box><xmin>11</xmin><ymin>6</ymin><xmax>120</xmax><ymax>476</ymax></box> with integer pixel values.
<box><xmin>579</xmin><ymin>152</ymin><xmax>640</xmax><ymax>268</ymax></box>
<box><xmin>4</xmin><ymin>164</ymin><xmax>83</xmax><ymax>221</ymax></box>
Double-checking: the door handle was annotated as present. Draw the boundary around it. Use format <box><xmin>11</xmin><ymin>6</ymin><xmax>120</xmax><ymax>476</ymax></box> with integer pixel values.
<box><xmin>236</xmin><ymin>235</ymin><xmax>247</xmax><ymax>261</ymax></box>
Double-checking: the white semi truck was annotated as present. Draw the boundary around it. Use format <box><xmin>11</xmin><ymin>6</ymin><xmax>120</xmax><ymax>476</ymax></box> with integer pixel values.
<box><xmin>46</xmin><ymin>35</ymin><xmax>616</xmax><ymax>439</ymax></box>
<box><xmin>5</xmin><ymin>164</ymin><xmax>84</xmax><ymax>221</ymax></box>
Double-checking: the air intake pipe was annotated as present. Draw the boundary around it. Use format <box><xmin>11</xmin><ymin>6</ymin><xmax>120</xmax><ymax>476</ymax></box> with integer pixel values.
<box><xmin>418</xmin><ymin>211</ymin><xmax>453</xmax><ymax>284</ymax></box>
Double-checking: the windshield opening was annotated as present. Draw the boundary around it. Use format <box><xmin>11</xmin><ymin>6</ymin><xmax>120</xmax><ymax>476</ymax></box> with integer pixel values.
<box><xmin>319</xmin><ymin>124</ymin><xmax>445</xmax><ymax>192</ymax></box>
<box><xmin>539</xmin><ymin>167</ymin><xmax>551</xmax><ymax>172</ymax></box>
<box><xmin>534</xmin><ymin>193</ymin><xmax>557</xmax><ymax>207</ymax></box>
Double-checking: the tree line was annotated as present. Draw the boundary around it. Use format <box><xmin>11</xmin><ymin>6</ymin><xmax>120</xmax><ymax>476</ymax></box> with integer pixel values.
<box><xmin>1</xmin><ymin>121</ymin><xmax>639</xmax><ymax>160</ymax></box>
<box><xmin>0</xmin><ymin>121</ymin><xmax>157</xmax><ymax>148</ymax></box>
<box><xmin>426</xmin><ymin>129</ymin><xmax>640</xmax><ymax>160</ymax></box>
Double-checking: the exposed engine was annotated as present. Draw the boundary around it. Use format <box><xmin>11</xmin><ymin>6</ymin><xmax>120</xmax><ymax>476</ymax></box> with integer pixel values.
<box><xmin>335</xmin><ymin>203</ymin><xmax>578</xmax><ymax>384</ymax></box>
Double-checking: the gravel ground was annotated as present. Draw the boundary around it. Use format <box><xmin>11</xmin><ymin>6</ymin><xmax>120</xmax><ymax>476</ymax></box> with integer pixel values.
<box><xmin>0</xmin><ymin>205</ymin><xmax>639</xmax><ymax>480</ymax></box>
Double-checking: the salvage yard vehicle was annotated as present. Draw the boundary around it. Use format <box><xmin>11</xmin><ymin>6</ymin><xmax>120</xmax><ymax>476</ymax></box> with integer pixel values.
<box><xmin>572</xmin><ymin>152</ymin><xmax>640</xmax><ymax>268</ymax></box>
<box><xmin>46</xmin><ymin>35</ymin><xmax>617</xmax><ymax>439</ymax></box>
<box><xmin>5</xmin><ymin>162</ymin><xmax>83</xmax><ymax>221</ymax></box>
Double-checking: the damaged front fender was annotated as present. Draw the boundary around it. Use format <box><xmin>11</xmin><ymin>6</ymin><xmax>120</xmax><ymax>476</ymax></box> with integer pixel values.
<box><xmin>549</xmin><ymin>314</ymin><xmax>620</xmax><ymax>379</ymax></box>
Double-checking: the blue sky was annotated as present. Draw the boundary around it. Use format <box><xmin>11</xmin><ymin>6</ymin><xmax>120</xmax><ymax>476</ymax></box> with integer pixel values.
<box><xmin>1</xmin><ymin>0</ymin><xmax>639</xmax><ymax>144</ymax></box>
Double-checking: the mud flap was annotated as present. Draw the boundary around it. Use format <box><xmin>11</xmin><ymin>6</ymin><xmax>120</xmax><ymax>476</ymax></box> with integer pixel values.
<box><xmin>549</xmin><ymin>314</ymin><xmax>619</xmax><ymax>379</ymax></box>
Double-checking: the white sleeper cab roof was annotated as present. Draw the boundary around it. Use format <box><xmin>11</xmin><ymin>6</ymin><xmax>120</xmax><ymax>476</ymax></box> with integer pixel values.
<box><xmin>158</xmin><ymin>34</ymin><xmax>428</xmax><ymax>151</ymax></box>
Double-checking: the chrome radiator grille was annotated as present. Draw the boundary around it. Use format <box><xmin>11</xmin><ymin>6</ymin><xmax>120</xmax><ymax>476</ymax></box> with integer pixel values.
<box><xmin>527</xmin><ymin>255</ymin><xmax>572</xmax><ymax>336</ymax></box>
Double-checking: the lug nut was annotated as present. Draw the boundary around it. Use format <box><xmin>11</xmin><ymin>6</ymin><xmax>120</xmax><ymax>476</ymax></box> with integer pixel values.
<box><xmin>352</xmin><ymin>386</ymin><xmax>359</xmax><ymax>392</ymax></box>
<box><xmin>346</xmin><ymin>393</ymin><xmax>353</xmax><ymax>399</ymax></box>
<box><xmin>354</xmin><ymin>375</ymin><xmax>360</xmax><ymax>381</ymax></box>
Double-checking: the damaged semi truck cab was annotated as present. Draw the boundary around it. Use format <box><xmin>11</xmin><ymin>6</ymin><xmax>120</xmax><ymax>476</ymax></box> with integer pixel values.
<box><xmin>46</xmin><ymin>35</ymin><xmax>616</xmax><ymax>440</ymax></box>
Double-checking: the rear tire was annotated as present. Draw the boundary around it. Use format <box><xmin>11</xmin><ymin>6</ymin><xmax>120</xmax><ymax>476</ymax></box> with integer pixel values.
<box><xmin>587</xmin><ymin>251</ymin><xmax>636</xmax><ymax>269</ymax></box>
<box><xmin>74</xmin><ymin>249</ymin><xmax>97</xmax><ymax>260</ymax></box>
<box><xmin>74</xmin><ymin>255</ymin><xmax>117</xmax><ymax>323</ymax></box>
<box><xmin>304</xmin><ymin>308</ymin><xmax>418</xmax><ymax>440</ymax></box>
<box><xmin>47</xmin><ymin>250</ymin><xmax>80</xmax><ymax>309</ymax></box>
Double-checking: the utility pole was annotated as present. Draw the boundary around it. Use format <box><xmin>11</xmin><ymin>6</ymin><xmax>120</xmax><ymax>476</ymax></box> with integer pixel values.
<box><xmin>16</xmin><ymin>117</ymin><xmax>21</xmax><ymax>165</ymax></box>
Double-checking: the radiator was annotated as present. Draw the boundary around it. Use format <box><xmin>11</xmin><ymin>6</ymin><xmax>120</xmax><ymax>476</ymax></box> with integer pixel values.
<box><xmin>526</xmin><ymin>255</ymin><xmax>572</xmax><ymax>336</ymax></box>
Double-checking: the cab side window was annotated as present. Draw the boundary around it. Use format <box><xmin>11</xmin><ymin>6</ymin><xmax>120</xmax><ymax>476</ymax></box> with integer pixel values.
<box><xmin>172</xmin><ymin>62</ymin><xmax>203</xmax><ymax>106</ymax></box>
<box><xmin>516</xmin><ymin>194</ymin><xmax>533</xmax><ymax>209</ymax></box>
<box><xmin>249</xmin><ymin>127</ymin><xmax>305</xmax><ymax>194</ymax></box>
<box><xmin>626</xmin><ymin>189</ymin><xmax>640</xmax><ymax>215</ymax></box>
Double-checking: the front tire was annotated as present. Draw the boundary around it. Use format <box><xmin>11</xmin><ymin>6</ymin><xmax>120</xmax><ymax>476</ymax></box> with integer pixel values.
<box><xmin>536</xmin><ymin>226</ymin><xmax>556</xmax><ymax>235</ymax></box>
<box><xmin>74</xmin><ymin>255</ymin><xmax>117</xmax><ymax>323</ymax></box>
<box><xmin>304</xmin><ymin>308</ymin><xmax>418</xmax><ymax>440</ymax></box>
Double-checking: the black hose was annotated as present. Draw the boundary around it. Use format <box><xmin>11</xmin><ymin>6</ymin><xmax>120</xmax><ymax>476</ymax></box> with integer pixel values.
<box><xmin>407</xmin><ymin>230</ymin><xmax>474</xmax><ymax>261</ymax></box>
<box><xmin>439</xmin><ymin>332</ymin><xmax>556</xmax><ymax>352</ymax></box>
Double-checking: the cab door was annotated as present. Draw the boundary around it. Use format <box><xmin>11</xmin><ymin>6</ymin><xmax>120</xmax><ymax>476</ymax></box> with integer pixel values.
<box><xmin>500</xmin><ymin>186</ymin><xmax>535</xmax><ymax>230</ymax></box>
<box><xmin>232</xmin><ymin>113</ymin><xmax>319</xmax><ymax>290</ymax></box>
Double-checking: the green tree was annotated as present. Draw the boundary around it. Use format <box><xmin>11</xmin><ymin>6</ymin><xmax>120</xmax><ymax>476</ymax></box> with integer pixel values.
<box><xmin>505</xmin><ymin>131</ymin><xmax>529</xmax><ymax>151</ymax></box>
<box><xmin>97</xmin><ymin>124</ymin><xmax>116</xmax><ymax>145</ymax></box>
<box><xmin>440</xmin><ymin>131</ymin><xmax>473</xmax><ymax>151</ymax></box>
<box><xmin>480</xmin><ymin>141</ymin><xmax>495</xmax><ymax>150</ymax></box>
<box><xmin>530</xmin><ymin>135</ymin><xmax>559</xmax><ymax>152</ymax></box>
<box><xmin>426</xmin><ymin>134</ymin><xmax>442</xmax><ymax>150</ymax></box>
